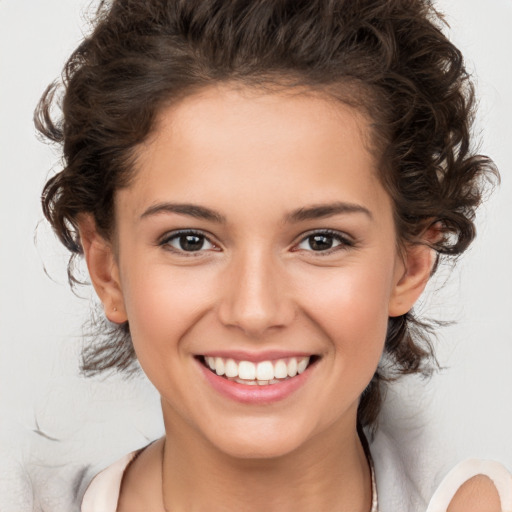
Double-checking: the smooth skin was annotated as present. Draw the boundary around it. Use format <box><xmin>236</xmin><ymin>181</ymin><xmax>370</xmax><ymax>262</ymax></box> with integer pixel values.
<box><xmin>79</xmin><ymin>86</ymin><xmax>500</xmax><ymax>511</ymax></box>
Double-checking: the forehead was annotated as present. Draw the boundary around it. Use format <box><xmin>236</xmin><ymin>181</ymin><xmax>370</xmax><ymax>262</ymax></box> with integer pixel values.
<box><xmin>122</xmin><ymin>85</ymin><xmax>392</xmax><ymax>222</ymax></box>
<box><xmin>148</xmin><ymin>85</ymin><xmax>375</xmax><ymax>166</ymax></box>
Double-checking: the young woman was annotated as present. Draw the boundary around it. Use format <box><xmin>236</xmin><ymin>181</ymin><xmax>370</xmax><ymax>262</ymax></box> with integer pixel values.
<box><xmin>35</xmin><ymin>0</ymin><xmax>512</xmax><ymax>510</ymax></box>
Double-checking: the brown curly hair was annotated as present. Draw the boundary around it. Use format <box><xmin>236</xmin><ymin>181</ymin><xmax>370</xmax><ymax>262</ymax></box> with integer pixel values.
<box><xmin>36</xmin><ymin>0</ymin><xmax>497</xmax><ymax>429</ymax></box>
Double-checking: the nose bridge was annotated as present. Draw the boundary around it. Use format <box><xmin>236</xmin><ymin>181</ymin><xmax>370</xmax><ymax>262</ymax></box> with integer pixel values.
<box><xmin>218</xmin><ymin>245</ymin><xmax>294</xmax><ymax>336</ymax></box>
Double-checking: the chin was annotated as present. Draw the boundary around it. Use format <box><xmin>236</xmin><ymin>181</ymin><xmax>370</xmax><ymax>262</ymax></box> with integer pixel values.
<box><xmin>201</xmin><ymin>418</ymin><xmax>316</xmax><ymax>460</ymax></box>
<box><xmin>213</xmin><ymin>435</ymin><xmax>303</xmax><ymax>460</ymax></box>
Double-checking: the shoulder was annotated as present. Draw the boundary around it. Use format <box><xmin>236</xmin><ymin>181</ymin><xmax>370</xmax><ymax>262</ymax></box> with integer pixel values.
<box><xmin>446</xmin><ymin>474</ymin><xmax>501</xmax><ymax>512</ymax></box>
<box><xmin>368</xmin><ymin>428</ymin><xmax>512</xmax><ymax>512</ymax></box>
<box><xmin>426</xmin><ymin>459</ymin><xmax>512</xmax><ymax>512</ymax></box>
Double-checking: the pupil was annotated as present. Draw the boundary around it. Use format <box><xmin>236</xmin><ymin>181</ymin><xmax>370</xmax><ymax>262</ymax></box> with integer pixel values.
<box><xmin>180</xmin><ymin>234</ymin><xmax>204</xmax><ymax>251</ymax></box>
<box><xmin>309</xmin><ymin>234</ymin><xmax>333</xmax><ymax>251</ymax></box>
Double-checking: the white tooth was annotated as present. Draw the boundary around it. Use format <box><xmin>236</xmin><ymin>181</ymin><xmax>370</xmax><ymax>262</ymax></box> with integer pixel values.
<box><xmin>269</xmin><ymin>378</ymin><xmax>280</xmax><ymax>385</ymax></box>
<box><xmin>297</xmin><ymin>356</ymin><xmax>310</xmax><ymax>374</ymax></box>
<box><xmin>235</xmin><ymin>378</ymin><xmax>258</xmax><ymax>386</ymax></box>
<box><xmin>207</xmin><ymin>357</ymin><xmax>215</xmax><ymax>370</ymax></box>
<box><xmin>256</xmin><ymin>361</ymin><xmax>274</xmax><ymax>381</ymax></box>
<box><xmin>225</xmin><ymin>359</ymin><xmax>238</xmax><ymax>378</ymax></box>
<box><xmin>287</xmin><ymin>358</ymin><xmax>298</xmax><ymax>377</ymax></box>
<box><xmin>215</xmin><ymin>357</ymin><xmax>225</xmax><ymax>376</ymax></box>
<box><xmin>257</xmin><ymin>380</ymin><xmax>269</xmax><ymax>386</ymax></box>
<box><xmin>238</xmin><ymin>361</ymin><xmax>256</xmax><ymax>380</ymax></box>
<box><xmin>274</xmin><ymin>360</ymin><xmax>288</xmax><ymax>379</ymax></box>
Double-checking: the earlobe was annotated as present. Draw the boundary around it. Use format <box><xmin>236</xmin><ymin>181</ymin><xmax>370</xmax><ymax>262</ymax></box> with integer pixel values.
<box><xmin>388</xmin><ymin>242</ymin><xmax>436</xmax><ymax>318</ymax></box>
<box><xmin>77</xmin><ymin>214</ymin><xmax>128</xmax><ymax>324</ymax></box>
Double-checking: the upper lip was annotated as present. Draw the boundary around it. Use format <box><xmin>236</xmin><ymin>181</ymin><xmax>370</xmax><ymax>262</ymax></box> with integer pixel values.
<box><xmin>198</xmin><ymin>350</ymin><xmax>316</xmax><ymax>363</ymax></box>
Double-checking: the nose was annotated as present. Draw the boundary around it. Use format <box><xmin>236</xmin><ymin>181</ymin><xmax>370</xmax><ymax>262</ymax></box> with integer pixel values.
<box><xmin>217</xmin><ymin>248</ymin><xmax>295</xmax><ymax>337</ymax></box>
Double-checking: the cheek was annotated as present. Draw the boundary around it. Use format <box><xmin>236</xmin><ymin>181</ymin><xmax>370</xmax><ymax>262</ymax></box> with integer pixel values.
<box><xmin>119</xmin><ymin>262</ymin><xmax>217</xmax><ymax>363</ymax></box>
<box><xmin>297</xmin><ymin>260</ymin><xmax>395</xmax><ymax>356</ymax></box>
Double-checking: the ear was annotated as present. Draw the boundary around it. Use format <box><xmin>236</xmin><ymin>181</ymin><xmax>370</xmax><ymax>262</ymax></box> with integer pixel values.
<box><xmin>78</xmin><ymin>214</ymin><xmax>128</xmax><ymax>324</ymax></box>
<box><xmin>388</xmin><ymin>225</ymin><xmax>440</xmax><ymax>317</ymax></box>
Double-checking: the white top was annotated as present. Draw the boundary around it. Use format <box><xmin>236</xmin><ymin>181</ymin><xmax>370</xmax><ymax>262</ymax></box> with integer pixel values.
<box><xmin>82</xmin><ymin>447</ymin><xmax>512</xmax><ymax>512</ymax></box>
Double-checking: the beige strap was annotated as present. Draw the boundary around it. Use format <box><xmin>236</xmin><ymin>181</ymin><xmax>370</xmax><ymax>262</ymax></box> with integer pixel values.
<box><xmin>369</xmin><ymin>458</ymin><xmax>379</xmax><ymax>512</ymax></box>
<box><xmin>81</xmin><ymin>452</ymin><xmax>137</xmax><ymax>512</ymax></box>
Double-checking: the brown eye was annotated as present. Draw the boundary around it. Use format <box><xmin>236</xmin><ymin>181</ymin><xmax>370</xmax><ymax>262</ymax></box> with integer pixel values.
<box><xmin>161</xmin><ymin>231</ymin><xmax>216</xmax><ymax>252</ymax></box>
<box><xmin>307</xmin><ymin>234</ymin><xmax>336</xmax><ymax>251</ymax></box>
<box><xmin>177</xmin><ymin>234</ymin><xmax>206</xmax><ymax>251</ymax></box>
<box><xmin>296</xmin><ymin>230</ymin><xmax>352</xmax><ymax>253</ymax></box>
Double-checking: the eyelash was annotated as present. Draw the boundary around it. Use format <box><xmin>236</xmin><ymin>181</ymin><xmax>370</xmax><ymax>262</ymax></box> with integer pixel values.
<box><xmin>158</xmin><ymin>229</ymin><xmax>354</xmax><ymax>255</ymax></box>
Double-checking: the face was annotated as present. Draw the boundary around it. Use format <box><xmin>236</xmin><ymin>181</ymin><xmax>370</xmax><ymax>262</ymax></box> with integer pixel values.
<box><xmin>88</xmin><ymin>85</ymin><xmax>429</xmax><ymax>459</ymax></box>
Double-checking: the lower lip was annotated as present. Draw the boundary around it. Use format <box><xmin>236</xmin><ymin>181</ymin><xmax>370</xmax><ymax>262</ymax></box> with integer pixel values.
<box><xmin>197</xmin><ymin>360</ymin><xmax>314</xmax><ymax>405</ymax></box>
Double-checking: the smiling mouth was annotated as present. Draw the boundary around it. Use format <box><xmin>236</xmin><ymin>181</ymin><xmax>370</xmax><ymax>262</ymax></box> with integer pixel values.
<box><xmin>199</xmin><ymin>355</ymin><xmax>319</xmax><ymax>386</ymax></box>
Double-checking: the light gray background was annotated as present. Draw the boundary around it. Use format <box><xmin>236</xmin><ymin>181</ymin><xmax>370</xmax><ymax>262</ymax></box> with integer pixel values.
<box><xmin>1</xmin><ymin>0</ymin><xmax>511</xmax><ymax>508</ymax></box>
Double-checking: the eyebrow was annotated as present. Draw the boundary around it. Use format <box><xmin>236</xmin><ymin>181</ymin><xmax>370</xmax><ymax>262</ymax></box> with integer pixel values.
<box><xmin>140</xmin><ymin>202</ymin><xmax>226</xmax><ymax>223</ymax></box>
<box><xmin>140</xmin><ymin>200</ymin><xmax>372</xmax><ymax>224</ymax></box>
<box><xmin>286</xmin><ymin>202</ymin><xmax>373</xmax><ymax>222</ymax></box>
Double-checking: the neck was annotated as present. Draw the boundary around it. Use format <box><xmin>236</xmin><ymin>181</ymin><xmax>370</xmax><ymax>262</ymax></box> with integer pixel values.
<box><xmin>161</xmin><ymin>410</ymin><xmax>372</xmax><ymax>512</ymax></box>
